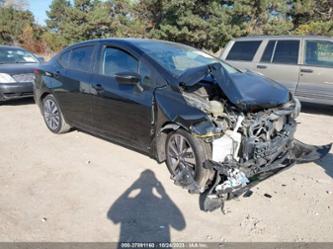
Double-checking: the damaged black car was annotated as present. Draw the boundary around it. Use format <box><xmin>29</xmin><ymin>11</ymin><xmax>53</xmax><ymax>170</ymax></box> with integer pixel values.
<box><xmin>34</xmin><ymin>39</ymin><xmax>331</xmax><ymax>212</ymax></box>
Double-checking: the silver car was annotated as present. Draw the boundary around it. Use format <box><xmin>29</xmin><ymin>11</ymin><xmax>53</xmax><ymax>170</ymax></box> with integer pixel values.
<box><xmin>221</xmin><ymin>36</ymin><xmax>333</xmax><ymax>106</ymax></box>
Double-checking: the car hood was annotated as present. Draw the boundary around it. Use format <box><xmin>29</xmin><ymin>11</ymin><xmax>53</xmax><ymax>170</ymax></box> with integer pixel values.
<box><xmin>0</xmin><ymin>63</ymin><xmax>38</xmax><ymax>75</ymax></box>
<box><xmin>177</xmin><ymin>63</ymin><xmax>290</xmax><ymax>111</ymax></box>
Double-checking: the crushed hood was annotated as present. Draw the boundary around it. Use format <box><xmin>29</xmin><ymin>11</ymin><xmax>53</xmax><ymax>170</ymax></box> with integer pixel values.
<box><xmin>177</xmin><ymin>63</ymin><xmax>290</xmax><ymax>111</ymax></box>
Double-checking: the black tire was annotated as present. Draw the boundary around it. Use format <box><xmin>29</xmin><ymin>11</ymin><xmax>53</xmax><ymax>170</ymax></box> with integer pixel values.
<box><xmin>42</xmin><ymin>94</ymin><xmax>71</xmax><ymax>134</ymax></box>
<box><xmin>165</xmin><ymin>129</ymin><xmax>213</xmax><ymax>191</ymax></box>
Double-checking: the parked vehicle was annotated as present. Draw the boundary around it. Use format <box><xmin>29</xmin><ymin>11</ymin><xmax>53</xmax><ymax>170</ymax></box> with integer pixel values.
<box><xmin>0</xmin><ymin>46</ymin><xmax>43</xmax><ymax>103</ymax></box>
<box><xmin>221</xmin><ymin>36</ymin><xmax>333</xmax><ymax>106</ymax></box>
<box><xmin>34</xmin><ymin>39</ymin><xmax>331</xmax><ymax>211</ymax></box>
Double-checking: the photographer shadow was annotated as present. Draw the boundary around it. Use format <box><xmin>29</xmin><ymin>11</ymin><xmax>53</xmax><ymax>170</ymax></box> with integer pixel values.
<box><xmin>107</xmin><ymin>170</ymin><xmax>186</xmax><ymax>243</ymax></box>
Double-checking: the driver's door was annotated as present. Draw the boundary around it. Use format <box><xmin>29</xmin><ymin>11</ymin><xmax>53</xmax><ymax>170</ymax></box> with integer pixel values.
<box><xmin>90</xmin><ymin>44</ymin><xmax>156</xmax><ymax>151</ymax></box>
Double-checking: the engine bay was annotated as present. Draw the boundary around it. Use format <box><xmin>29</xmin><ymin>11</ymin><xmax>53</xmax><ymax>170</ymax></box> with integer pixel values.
<box><xmin>177</xmin><ymin>81</ymin><xmax>330</xmax><ymax>212</ymax></box>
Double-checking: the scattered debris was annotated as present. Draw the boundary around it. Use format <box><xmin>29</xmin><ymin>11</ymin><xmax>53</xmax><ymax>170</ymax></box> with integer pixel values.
<box><xmin>206</xmin><ymin>235</ymin><xmax>213</xmax><ymax>240</ymax></box>
<box><xmin>240</xmin><ymin>214</ymin><xmax>265</xmax><ymax>234</ymax></box>
<box><xmin>243</xmin><ymin>190</ymin><xmax>253</xmax><ymax>198</ymax></box>
<box><xmin>264</xmin><ymin>193</ymin><xmax>272</xmax><ymax>198</ymax></box>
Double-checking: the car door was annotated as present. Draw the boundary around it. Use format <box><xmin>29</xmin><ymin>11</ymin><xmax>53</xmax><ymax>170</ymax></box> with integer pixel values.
<box><xmin>255</xmin><ymin>39</ymin><xmax>301</xmax><ymax>93</ymax></box>
<box><xmin>90</xmin><ymin>44</ymin><xmax>158</xmax><ymax>151</ymax></box>
<box><xmin>295</xmin><ymin>39</ymin><xmax>333</xmax><ymax>105</ymax></box>
<box><xmin>54</xmin><ymin>45</ymin><xmax>96</xmax><ymax>128</ymax></box>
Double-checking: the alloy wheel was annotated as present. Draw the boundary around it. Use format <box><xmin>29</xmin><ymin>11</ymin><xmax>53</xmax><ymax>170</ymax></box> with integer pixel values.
<box><xmin>167</xmin><ymin>133</ymin><xmax>197</xmax><ymax>175</ymax></box>
<box><xmin>43</xmin><ymin>98</ymin><xmax>60</xmax><ymax>131</ymax></box>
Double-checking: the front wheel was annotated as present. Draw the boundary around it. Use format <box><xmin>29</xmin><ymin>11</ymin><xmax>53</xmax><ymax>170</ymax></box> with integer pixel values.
<box><xmin>165</xmin><ymin>129</ymin><xmax>213</xmax><ymax>192</ymax></box>
<box><xmin>42</xmin><ymin>94</ymin><xmax>71</xmax><ymax>134</ymax></box>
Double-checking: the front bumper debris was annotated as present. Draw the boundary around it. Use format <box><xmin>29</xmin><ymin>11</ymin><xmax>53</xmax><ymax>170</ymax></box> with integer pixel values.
<box><xmin>199</xmin><ymin>139</ymin><xmax>332</xmax><ymax>212</ymax></box>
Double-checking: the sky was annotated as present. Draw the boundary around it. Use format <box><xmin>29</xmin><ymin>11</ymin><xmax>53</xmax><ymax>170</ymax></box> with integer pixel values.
<box><xmin>27</xmin><ymin>0</ymin><xmax>53</xmax><ymax>25</ymax></box>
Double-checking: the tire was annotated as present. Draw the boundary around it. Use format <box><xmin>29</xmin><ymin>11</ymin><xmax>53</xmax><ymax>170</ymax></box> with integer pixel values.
<box><xmin>165</xmin><ymin>129</ymin><xmax>213</xmax><ymax>191</ymax></box>
<box><xmin>42</xmin><ymin>94</ymin><xmax>71</xmax><ymax>134</ymax></box>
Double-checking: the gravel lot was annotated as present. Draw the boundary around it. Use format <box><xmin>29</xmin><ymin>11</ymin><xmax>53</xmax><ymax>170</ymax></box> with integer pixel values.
<box><xmin>0</xmin><ymin>99</ymin><xmax>332</xmax><ymax>242</ymax></box>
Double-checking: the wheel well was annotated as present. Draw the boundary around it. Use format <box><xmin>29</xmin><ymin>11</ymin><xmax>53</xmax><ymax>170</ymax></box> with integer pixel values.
<box><xmin>40</xmin><ymin>92</ymin><xmax>50</xmax><ymax>102</ymax></box>
<box><xmin>155</xmin><ymin>123</ymin><xmax>183</xmax><ymax>163</ymax></box>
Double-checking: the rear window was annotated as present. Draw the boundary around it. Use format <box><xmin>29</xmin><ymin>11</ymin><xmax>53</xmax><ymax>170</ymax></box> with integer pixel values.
<box><xmin>305</xmin><ymin>40</ymin><xmax>333</xmax><ymax>67</ymax></box>
<box><xmin>69</xmin><ymin>45</ymin><xmax>94</xmax><ymax>72</ymax></box>
<box><xmin>226</xmin><ymin>41</ymin><xmax>262</xmax><ymax>61</ymax></box>
<box><xmin>58</xmin><ymin>50</ymin><xmax>70</xmax><ymax>68</ymax></box>
<box><xmin>272</xmin><ymin>40</ymin><xmax>299</xmax><ymax>64</ymax></box>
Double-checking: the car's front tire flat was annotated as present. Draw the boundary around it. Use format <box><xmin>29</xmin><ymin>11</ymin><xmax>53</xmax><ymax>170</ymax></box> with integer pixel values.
<box><xmin>165</xmin><ymin>129</ymin><xmax>213</xmax><ymax>191</ymax></box>
<box><xmin>42</xmin><ymin>94</ymin><xmax>71</xmax><ymax>134</ymax></box>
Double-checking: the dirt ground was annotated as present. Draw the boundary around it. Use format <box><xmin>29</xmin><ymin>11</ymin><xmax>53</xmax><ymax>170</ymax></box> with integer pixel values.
<box><xmin>0</xmin><ymin>99</ymin><xmax>332</xmax><ymax>242</ymax></box>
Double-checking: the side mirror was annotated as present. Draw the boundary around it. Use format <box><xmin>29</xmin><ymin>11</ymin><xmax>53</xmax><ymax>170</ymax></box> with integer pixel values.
<box><xmin>115</xmin><ymin>72</ymin><xmax>141</xmax><ymax>85</ymax></box>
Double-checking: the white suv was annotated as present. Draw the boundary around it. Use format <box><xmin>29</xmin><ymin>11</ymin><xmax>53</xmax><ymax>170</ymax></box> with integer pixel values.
<box><xmin>221</xmin><ymin>36</ymin><xmax>333</xmax><ymax>106</ymax></box>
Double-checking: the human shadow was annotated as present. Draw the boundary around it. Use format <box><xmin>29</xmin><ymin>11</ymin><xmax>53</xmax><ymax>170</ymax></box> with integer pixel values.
<box><xmin>315</xmin><ymin>152</ymin><xmax>333</xmax><ymax>180</ymax></box>
<box><xmin>107</xmin><ymin>170</ymin><xmax>186</xmax><ymax>243</ymax></box>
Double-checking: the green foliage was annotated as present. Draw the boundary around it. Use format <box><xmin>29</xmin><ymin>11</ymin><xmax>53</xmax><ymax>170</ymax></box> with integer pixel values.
<box><xmin>1</xmin><ymin>0</ymin><xmax>333</xmax><ymax>53</ymax></box>
<box><xmin>134</xmin><ymin>0</ymin><xmax>234</xmax><ymax>52</ymax></box>
<box><xmin>294</xmin><ymin>21</ymin><xmax>333</xmax><ymax>36</ymax></box>
<box><xmin>0</xmin><ymin>6</ymin><xmax>35</xmax><ymax>44</ymax></box>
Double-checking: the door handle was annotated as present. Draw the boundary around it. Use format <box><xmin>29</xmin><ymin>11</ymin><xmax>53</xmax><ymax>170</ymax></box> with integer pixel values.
<box><xmin>93</xmin><ymin>84</ymin><xmax>104</xmax><ymax>91</ymax></box>
<box><xmin>257</xmin><ymin>65</ymin><xmax>267</xmax><ymax>69</ymax></box>
<box><xmin>300</xmin><ymin>68</ymin><xmax>313</xmax><ymax>73</ymax></box>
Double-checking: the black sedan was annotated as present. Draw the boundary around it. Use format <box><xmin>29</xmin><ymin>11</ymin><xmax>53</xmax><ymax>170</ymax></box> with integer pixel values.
<box><xmin>0</xmin><ymin>46</ymin><xmax>42</xmax><ymax>103</ymax></box>
<box><xmin>34</xmin><ymin>39</ymin><xmax>331</xmax><ymax>212</ymax></box>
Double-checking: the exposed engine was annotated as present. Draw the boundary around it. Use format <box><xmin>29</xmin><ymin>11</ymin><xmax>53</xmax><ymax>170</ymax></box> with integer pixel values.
<box><xmin>180</xmin><ymin>82</ymin><xmax>305</xmax><ymax>211</ymax></box>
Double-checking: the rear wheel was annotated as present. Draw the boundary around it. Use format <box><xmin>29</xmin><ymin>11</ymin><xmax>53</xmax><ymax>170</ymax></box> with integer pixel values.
<box><xmin>165</xmin><ymin>129</ymin><xmax>213</xmax><ymax>191</ymax></box>
<box><xmin>42</xmin><ymin>94</ymin><xmax>71</xmax><ymax>134</ymax></box>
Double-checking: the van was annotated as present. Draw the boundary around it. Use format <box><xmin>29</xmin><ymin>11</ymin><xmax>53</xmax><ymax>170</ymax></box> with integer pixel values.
<box><xmin>221</xmin><ymin>36</ymin><xmax>333</xmax><ymax>106</ymax></box>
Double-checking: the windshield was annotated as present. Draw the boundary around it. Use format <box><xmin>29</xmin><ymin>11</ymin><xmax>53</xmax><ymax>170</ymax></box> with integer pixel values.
<box><xmin>0</xmin><ymin>48</ymin><xmax>39</xmax><ymax>64</ymax></box>
<box><xmin>136</xmin><ymin>41</ymin><xmax>239</xmax><ymax>77</ymax></box>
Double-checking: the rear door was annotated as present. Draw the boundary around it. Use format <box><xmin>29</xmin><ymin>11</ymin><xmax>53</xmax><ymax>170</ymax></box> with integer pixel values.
<box><xmin>296</xmin><ymin>39</ymin><xmax>333</xmax><ymax>105</ymax></box>
<box><xmin>222</xmin><ymin>40</ymin><xmax>262</xmax><ymax>71</ymax></box>
<box><xmin>90</xmin><ymin>43</ymin><xmax>160</xmax><ymax>151</ymax></box>
<box><xmin>255</xmin><ymin>39</ymin><xmax>301</xmax><ymax>93</ymax></box>
<box><xmin>54</xmin><ymin>45</ymin><xmax>96</xmax><ymax>128</ymax></box>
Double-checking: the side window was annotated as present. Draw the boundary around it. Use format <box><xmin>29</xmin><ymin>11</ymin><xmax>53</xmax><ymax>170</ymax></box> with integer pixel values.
<box><xmin>272</xmin><ymin>40</ymin><xmax>299</xmax><ymax>64</ymax></box>
<box><xmin>305</xmin><ymin>40</ymin><xmax>333</xmax><ymax>67</ymax></box>
<box><xmin>260</xmin><ymin>40</ymin><xmax>276</xmax><ymax>63</ymax></box>
<box><xmin>226</xmin><ymin>41</ymin><xmax>262</xmax><ymax>61</ymax></box>
<box><xmin>58</xmin><ymin>50</ymin><xmax>71</xmax><ymax>68</ymax></box>
<box><xmin>102</xmin><ymin>47</ymin><xmax>138</xmax><ymax>76</ymax></box>
<box><xmin>69</xmin><ymin>46</ymin><xmax>94</xmax><ymax>72</ymax></box>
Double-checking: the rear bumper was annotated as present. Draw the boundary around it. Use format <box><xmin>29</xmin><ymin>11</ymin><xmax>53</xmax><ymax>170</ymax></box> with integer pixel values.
<box><xmin>0</xmin><ymin>82</ymin><xmax>34</xmax><ymax>101</ymax></box>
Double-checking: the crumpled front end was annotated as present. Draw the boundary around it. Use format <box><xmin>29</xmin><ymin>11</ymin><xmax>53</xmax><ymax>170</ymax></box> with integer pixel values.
<box><xmin>196</xmin><ymin>96</ymin><xmax>332</xmax><ymax>212</ymax></box>
<box><xmin>173</xmin><ymin>83</ymin><xmax>331</xmax><ymax>211</ymax></box>
<box><xmin>200</xmin><ymin>140</ymin><xmax>331</xmax><ymax>212</ymax></box>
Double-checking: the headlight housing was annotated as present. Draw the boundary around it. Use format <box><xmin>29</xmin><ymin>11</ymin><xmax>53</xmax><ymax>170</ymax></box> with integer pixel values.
<box><xmin>0</xmin><ymin>73</ymin><xmax>16</xmax><ymax>83</ymax></box>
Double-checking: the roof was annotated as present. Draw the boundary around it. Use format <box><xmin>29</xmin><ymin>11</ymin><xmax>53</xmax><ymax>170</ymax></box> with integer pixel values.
<box><xmin>64</xmin><ymin>38</ymin><xmax>183</xmax><ymax>50</ymax></box>
<box><xmin>232</xmin><ymin>35</ymin><xmax>333</xmax><ymax>40</ymax></box>
<box><xmin>0</xmin><ymin>45</ymin><xmax>25</xmax><ymax>50</ymax></box>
